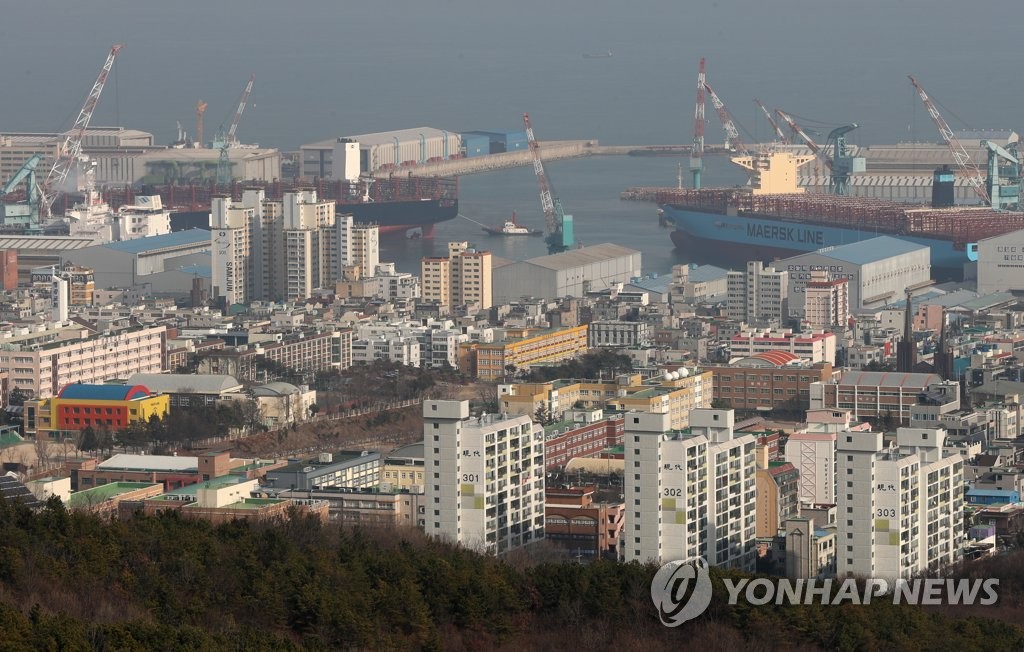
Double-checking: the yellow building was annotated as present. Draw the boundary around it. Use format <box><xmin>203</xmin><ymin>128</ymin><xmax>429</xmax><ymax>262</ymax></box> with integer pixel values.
<box><xmin>29</xmin><ymin>383</ymin><xmax>170</xmax><ymax>440</ymax></box>
<box><xmin>499</xmin><ymin>369</ymin><xmax>712</xmax><ymax>430</ymax></box>
<box><xmin>381</xmin><ymin>442</ymin><xmax>425</xmax><ymax>492</ymax></box>
<box><xmin>476</xmin><ymin>325</ymin><xmax>589</xmax><ymax>380</ymax></box>
<box><xmin>421</xmin><ymin>241</ymin><xmax>492</xmax><ymax>312</ymax></box>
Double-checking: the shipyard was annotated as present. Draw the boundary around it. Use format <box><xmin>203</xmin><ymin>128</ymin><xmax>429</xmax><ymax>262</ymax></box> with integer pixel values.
<box><xmin>4</xmin><ymin>2</ymin><xmax>1024</xmax><ymax>648</ymax></box>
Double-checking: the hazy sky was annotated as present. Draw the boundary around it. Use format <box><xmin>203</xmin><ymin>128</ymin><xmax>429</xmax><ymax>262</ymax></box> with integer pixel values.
<box><xmin>2</xmin><ymin>1</ymin><xmax>1021</xmax><ymax>149</ymax></box>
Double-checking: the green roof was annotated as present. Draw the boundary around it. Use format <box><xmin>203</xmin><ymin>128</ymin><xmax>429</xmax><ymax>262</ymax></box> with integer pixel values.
<box><xmin>67</xmin><ymin>482</ymin><xmax>158</xmax><ymax>507</ymax></box>
<box><xmin>213</xmin><ymin>498</ymin><xmax>285</xmax><ymax>510</ymax></box>
<box><xmin>158</xmin><ymin>474</ymin><xmax>246</xmax><ymax>498</ymax></box>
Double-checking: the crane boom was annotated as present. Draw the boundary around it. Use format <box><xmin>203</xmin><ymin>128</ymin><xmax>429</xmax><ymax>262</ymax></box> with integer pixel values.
<box><xmin>907</xmin><ymin>75</ymin><xmax>990</xmax><ymax>205</ymax></box>
<box><xmin>226</xmin><ymin>73</ymin><xmax>255</xmax><ymax>144</ymax></box>
<box><xmin>775</xmin><ymin>109</ymin><xmax>831</xmax><ymax>169</ymax></box>
<box><xmin>42</xmin><ymin>44</ymin><xmax>124</xmax><ymax>218</ymax></box>
<box><xmin>704</xmin><ymin>82</ymin><xmax>747</xmax><ymax>154</ymax></box>
<box><xmin>754</xmin><ymin>98</ymin><xmax>788</xmax><ymax>144</ymax></box>
<box><xmin>523</xmin><ymin>112</ymin><xmax>556</xmax><ymax>233</ymax></box>
<box><xmin>689</xmin><ymin>57</ymin><xmax>706</xmax><ymax>188</ymax></box>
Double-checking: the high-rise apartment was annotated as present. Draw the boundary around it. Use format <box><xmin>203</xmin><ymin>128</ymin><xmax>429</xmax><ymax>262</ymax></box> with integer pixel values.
<box><xmin>423</xmin><ymin>400</ymin><xmax>545</xmax><ymax>555</ymax></box>
<box><xmin>726</xmin><ymin>261</ymin><xmax>788</xmax><ymax>325</ymax></box>
<box><xmin>421</xmin><ymin>241</ymin><xmax>492</xmax><ymax>312</ymax></box>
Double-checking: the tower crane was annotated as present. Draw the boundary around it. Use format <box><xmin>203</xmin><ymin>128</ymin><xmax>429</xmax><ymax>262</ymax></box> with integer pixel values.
<box><xmin>689</xmin><ymin>57</ymin><xmax>706</xmax><ymax>189</ymax></box>
<box><xmin>907</xmin><ymin>75</ymin><xmax>990</xmax><ymax>205</ymax></box>
<box><xmin>776</xmin><ymin>110</ymin><xmax>859</xmax><ymax>195</ymax></box>
<box><xmin>754</xmin><ymin>98</ymin><xmax>788</xmax><ymax>144</ymax></box>
<box><xmin>523</xmin><ymin>112</ymin><xmax>572</xmax><ymax>253</ymax></box>
<box><xmin>40</xmin><ymin>43</ymin><xmax>124</xmax><ymax>219</ymax></box>
<box><xmin>703</xmin><ymin>82</ymin><xmax>747</xmax><ymax>155</ymax></box>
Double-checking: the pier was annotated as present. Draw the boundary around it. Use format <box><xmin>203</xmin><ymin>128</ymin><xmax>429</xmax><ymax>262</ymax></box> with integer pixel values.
<box><xmin>371</xmin><ymin>141</ymin><xmax>733</xmax><ymax>178</ymax></box>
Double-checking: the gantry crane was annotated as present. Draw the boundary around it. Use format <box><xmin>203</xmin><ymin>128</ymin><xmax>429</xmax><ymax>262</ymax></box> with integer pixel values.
<box><xmin>703</xmin><ymin>81</ymin><xmax>747</xmax><ymax>155</ymax></box>
<box><xmin>776</xmin><ymin>109</ymin><xmax>859</xmax><ymax>195</ymax></box>
<box><xmin>689</xmin><ymin>57</ymin><xmax>706</xmax><ymax>189</ymax></box>
<box><xmin>40</xmin><ymin>44</ymin><xmax>124</xmax><ymax>219</ymax></box>
<box><xmin>523</xmin><ymin>112</ymin><xmax>572</xmax><ymax>253</ymax></box>
<box><xmin>907</xmin><ymin>75</ymin><xmax>990</xmax><ymax>206</ymax></box>
<box><xmin>754</xmin><ymin>98</ymin><xmax>788</xmax><ymax>144</ymax></box>
<box><xmin>0</xmin><ymin>154</ymin><xmax>43</xmax><ymax>225</ymax></box>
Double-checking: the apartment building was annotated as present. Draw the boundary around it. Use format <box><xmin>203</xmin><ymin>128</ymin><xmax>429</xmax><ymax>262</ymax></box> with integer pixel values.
<box><xmin>253</xmin><ymin>329</ymin><xmax>353</xmax><ymax>373</ymax></box>
<box><xmin>423</xmin><ymin>400</ymin><xmax>545</xmax><ymax>555</ymax></box>
<box><xmin>421</xmin><ymin>241</ymin><xmax>493</xmax><ymax>312</ymax></box>
<box><xmin>587</xmin><ymin>320</ymin><xmax>650</xmax><ymax>348</ymax></box>
<box><xmin>726</xmin><ymin>261</ymin><xmax>788</xmax><ymax>325</ymax></box>
<box><xmin>476</xmin><ymin>325</ymin><xmax>588</xmax><ymax>380</ymax></box>
<box><xmin>837</xmin><ymin>427</ymin><xmax>964</xmax><ymax>580</ymax></box>
<box><xmin>730</xmin><ymin>329</ymin><xmax>837</xmax><ymax>365</ymax></box>
<box><xmin>352</xmin><ymin>335</ymin><xmax>421</xmax><ymax>366</ymax></box>
<box><xmin>262</xmin><ymin>451</ymin><xmax>382</xmax><ymax>491</ymax></box>
<box><xmin>624</xmin><ymin>409</ymin><xmax>757</xmax><ymax>570</ymax></box>
<box><xmin>803</xmin><ymin>270</ymin><xmax>850</xmax><ymax>330</ymax></box>
<box><xmin>0</xmin><ymin>325</ymin><xmax>166</xmax><ymax>398</ymax></box>
<box><xmin>211</xmin><ymin>189</ymin><xmax>379</xmax><ymax>303</ymax></box>
<box><xmin>755</xmin><ymin>444</ymin><xmax>800</xmax><ymax>538</ymax></box>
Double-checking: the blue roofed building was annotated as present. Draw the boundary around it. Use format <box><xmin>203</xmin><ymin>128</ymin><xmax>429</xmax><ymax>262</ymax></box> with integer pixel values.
<box><xmin>774</xmin><ymin>236</ymin><xmax>931</xmax><ymax>316</ymax></box>
<box><xmin>966</xmin><ymin>487</ymin><xmax>1021</xmax><ymax>506</ymax></box>
<box><xmin>64</xmin><ymin>229</ymin><xmax>211</xmax><ymax>295</ymax></box>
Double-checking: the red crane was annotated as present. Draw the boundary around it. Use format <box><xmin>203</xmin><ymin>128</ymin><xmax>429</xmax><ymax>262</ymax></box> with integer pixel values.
<box><xmin>907</xmin><ymin>75</ymin><xmax>989</xmax><ymax>205</ymax></box>
<box><xmin>41</xmin><ymin>43</ymin><xmax>124</xmax><ymax>218</ymax></box>
<box><xmin>704</xmin><ymin>81</ymin><xmax>747</xmax><ymax>155</ymax></box>
<box><xmin>754</xmin><ymin>98</ymin><xmax>788</xmax><ymax>144</ymax></box>
<box><xmin>226</xmin><ymin>73</ymin><xmax>255</xmax><ymax>146</ymax></box>
<box><xmin>523</xmin><ymin>112</ymin><xmax>560</xmax><ymax>246</ymax></box>
<box><xmin>689</xmin><ymin>57</ymin><xmax>706</xmax><ymax>188</ymax></box>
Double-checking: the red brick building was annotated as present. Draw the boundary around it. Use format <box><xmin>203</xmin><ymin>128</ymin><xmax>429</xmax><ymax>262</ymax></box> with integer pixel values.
<box><xmin>0</xmin><ymin>250</ymin><xmax>16</xmax><ymax>290</ymax></box>
<box><xmin>545</xmin><ymin>486</ymin><xmax>625</xmax><ymax>560</ymax></box>
<box><xmin>543</xmin><ymin>410</ymin><xmax>624</xmax><ymax>471</ymax></box>
<box><xmin>706</xmin><ymin>352</ymin><xmax>837</xmax><ymax>413</ymax></box>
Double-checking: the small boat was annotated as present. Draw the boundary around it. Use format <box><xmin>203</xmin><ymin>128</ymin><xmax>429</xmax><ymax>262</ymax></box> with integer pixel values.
<box><xmin>583</xmin><ymin>50</ymin><xmax>613</xmax><ymax>59</ymax></box>
<box><xmin>482</xmin><ymin>211</ymin><xmax>543</xmax><ymax>237</ymax></box>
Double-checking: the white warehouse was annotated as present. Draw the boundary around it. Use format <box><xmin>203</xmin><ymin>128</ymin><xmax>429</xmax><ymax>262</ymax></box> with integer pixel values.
<box><xmin>492</xmin><ymin>243</ymin><xmax>641</xmax><ymax>304</ymax></box>
<box><xmin>773</xmin><ymin>236</ymin><xmax>930</xmax><ymax>316</ymax></box>
<box><xmin>300</xmin><ymin>127</ymin><xmax>461</xmax><ymax>177</ymax></box>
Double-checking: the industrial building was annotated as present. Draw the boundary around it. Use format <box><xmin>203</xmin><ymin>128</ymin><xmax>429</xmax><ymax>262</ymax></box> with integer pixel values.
<box><xmin>63</xmin><ymin>229</ymin><xmax>212</xmax><ymax>291</ymax></box>
<box><xmin>422</xmin><ymin>400</ymin><xmax>545</xmax><ymax>555</ymax></box>
<box><xmin>976</xmin><ymin>228</ymin><xmax>1024</xmax><ymax>294</ymax></box>
<box><xmin>135</xmin><ymin>147</ymin><xmax>281</xmax><ymax>184</ymax></box>
<box><xmin>301</xmin><ymin>127</ymin><xmax>462</xmax><ymax>178</ymax></box>
<box><xmin>623</xmin><ymin>409</ymin><xmax>757</xmax><ymax>569</ymax></box>
<box><xmin>774</xmin><ymin>236</ymin><xmax>930</xmax><ymax>315</ymax></box>
<box><xmin>837</xmin><ymin>428</ymin><xmax>964</xmax><ymax>581</ymax></box>
<box><xmin>491</xmin><ymin>243</ymin><xmax>641</xmax><ymax>304</ymax></box>
<box><xmin>0</xmin><ymin>128</ymin><xmax>155</xmax><ymax>186</ymax></box>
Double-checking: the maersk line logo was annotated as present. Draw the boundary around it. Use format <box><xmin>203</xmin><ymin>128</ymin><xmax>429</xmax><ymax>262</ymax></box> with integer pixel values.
<box><xmin>747</xmin><ymin>223</ymin><xmax>824</xmax><ymax>245</ymax></box>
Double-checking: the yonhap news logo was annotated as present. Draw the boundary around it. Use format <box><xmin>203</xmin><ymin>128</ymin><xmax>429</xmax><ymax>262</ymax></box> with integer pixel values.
<box><xmin>651</xmin><ymin>558</ymin><xmax>999</xmax><ymax>627</ymax></box>
<box><xmin>649</xmin><ymin>558</ymin><xmax>713</xmax><ymax>627</ymax></box>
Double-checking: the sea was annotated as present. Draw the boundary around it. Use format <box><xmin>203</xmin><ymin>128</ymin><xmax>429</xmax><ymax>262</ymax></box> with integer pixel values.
<box><xmin>380</xmin><ymin>153</ymin><xmax>749</xmax><ymax>276</ymax></box>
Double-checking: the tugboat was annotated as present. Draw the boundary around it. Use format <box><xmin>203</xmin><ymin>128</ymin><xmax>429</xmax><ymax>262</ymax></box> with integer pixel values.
<box><xmin>482</xmin><ymin>211</ymin><xmax>543</xmax><ymax>237</ymax></box>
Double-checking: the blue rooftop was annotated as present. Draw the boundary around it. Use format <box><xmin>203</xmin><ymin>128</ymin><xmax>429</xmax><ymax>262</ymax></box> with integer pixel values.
<box><xmin>102</xmin><ymin>229</ymin><xmax>210</xmax><ymax>254</ymax></box>
<box><xmin>813</xmin><ymin>236</ymin><xmax>927</xmax><ymax>266</ymax></box>
<box><xmin>57</xmin><ymin>383</ymin><xmax>152</xmax><ymax>401</ymax></box>
<box><xmin>689</xmin><ymin>264</ymin><xmax>729</xmax><ymax>283</ymax></box>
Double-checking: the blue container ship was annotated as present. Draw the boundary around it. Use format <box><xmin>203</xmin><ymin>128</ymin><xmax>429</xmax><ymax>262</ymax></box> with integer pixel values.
<box><xmin>655</xmin><ymin>151</ymin><xmax>1024</xmax><ymax>271</ymax></box>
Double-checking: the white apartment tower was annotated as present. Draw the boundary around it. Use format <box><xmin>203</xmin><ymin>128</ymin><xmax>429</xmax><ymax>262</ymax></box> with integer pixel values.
<box><xmin>727</xmin><ymin>261</ymin><xmax>788</xmax><ymax>325</ymax></box>
<box><xmin>423</xmin><ymin>400</ymin><xmax>545</xmax><ymax>554</ymax></box>
<box><xmin>211</xmin><ymin>190</ymin><xmax>375</xmax><ymax>303</ymax></box>
<box><xmin>624</xmin><ymin>408</ymin><xmax>757</xmax><ymax>570</ymax></box>
<box><xmin>837</xmin><ymin>427</ymin><xmax>964</xmax><ymax>581</ymax></box>
<box><xmin>803</xmin><ymin>269</ymin><xmax>850</xmax><ymax>330</ymax></box>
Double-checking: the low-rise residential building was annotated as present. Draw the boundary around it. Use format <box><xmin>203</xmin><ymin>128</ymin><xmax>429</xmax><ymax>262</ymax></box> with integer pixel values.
<box><xmin>277</xmin><ymin>486</ymin><xmax>425</xmax><ymax>527</ymax></box>
<box><xmin>476</xmin><ymin>325</ymin><xmax>589</xmax><ymax>380</ymax></box>
<box><xmin>381</xmin><ymin>443</ymin><xmax>425</xmax><ymax>493</ymax></box>
<box><xmin>587</xmin><ymin>320</ymin><xmax>650</xmax><ymax>348</ymax></box>
<box><xmin>624</xmin><ymin>408</ymin><xmax>757</xmax><ymax>569</ymax></box>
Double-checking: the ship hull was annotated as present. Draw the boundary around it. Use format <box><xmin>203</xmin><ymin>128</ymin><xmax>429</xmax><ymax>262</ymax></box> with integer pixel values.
<box><xmin>663</xmin><ymin>205</ymin><xmax>968</xmax><ymax>270</ymax></box>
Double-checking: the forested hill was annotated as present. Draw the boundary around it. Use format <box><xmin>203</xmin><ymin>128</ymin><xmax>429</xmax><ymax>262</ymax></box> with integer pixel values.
<box><xmin>0</xmin><ymin>497</ymin><xmax>1022</xmax><ymax>651</ymax></box>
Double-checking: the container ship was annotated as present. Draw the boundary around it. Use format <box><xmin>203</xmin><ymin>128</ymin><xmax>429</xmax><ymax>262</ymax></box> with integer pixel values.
<box><xmin>97</xmin><ymin>176</ymin><xmax>459</xmax><ymax>237</ymax></box>
<box><xmin>644</xmin><ymin>151</ymin><xmax>1024</xmax><ymax>271</ymax></box>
